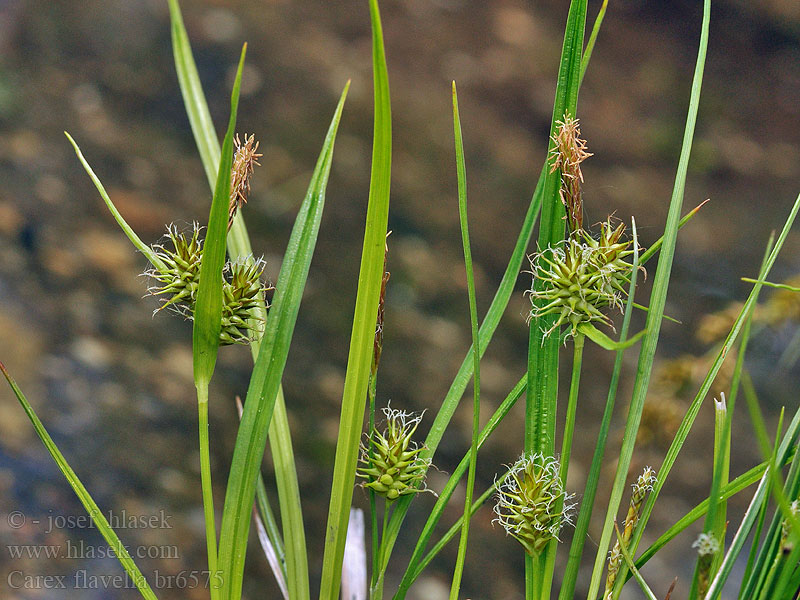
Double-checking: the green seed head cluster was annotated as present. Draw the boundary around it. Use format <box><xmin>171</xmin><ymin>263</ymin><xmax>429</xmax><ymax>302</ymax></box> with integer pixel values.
<box><xmin>357</xmin><ymin>406</ymin><xmax>431</xmax><ymax>501</ymax></box>
<box><xmin>146</xmin><ymin>223</ymin><xmax>269</xmax><ymax>345</ymax></box>
<box><xmin>148</xmin><ymin>223</ymin><xmax>203</xmax><ymax>312</ymax></box>
<box><xmin>219</xmin><ymin>257</ymin><xmax>269</xmax><ymax>344</ymax></box>
<box><xmin>493</xmin><ymin>453</ymin><xmax>575</xmax><ymax>556</ymax></box>
<box><xmin>528</xmin><ymin>219</ymin><xmax>638</xmax><ymax>337</ymax></box>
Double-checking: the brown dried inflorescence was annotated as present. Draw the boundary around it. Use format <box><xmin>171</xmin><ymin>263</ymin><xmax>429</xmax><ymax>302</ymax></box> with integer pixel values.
<box><xmin>549</xmin><ymin>114</ymin><xmax>592</xmax><ymax>234</ymax></box>
<box><xmin>228</xmin><ymin>133</ymin><xmax>263</xmax><ymax>229</ymax></box>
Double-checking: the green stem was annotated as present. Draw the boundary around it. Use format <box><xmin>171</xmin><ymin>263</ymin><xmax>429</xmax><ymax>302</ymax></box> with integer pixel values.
<box><xmin>196</xmin><ymin>385</ymin><xmax>219</xmax><ymax>600</ymax></box>
<box><xmin>579</xmin><ymin>0</ymin><xmax>608</xmax><ymax>85</ymax></box>
<box><xmin>368</xmin><ymin>374</ymin><xmax>379</xmax><ymax>592</ymax></box>
<box><xmin>559</xmin><ymin>221</ymin><xmax>641</xmax><ymax>600</ymax></box>
<box><xmin>541</xmin><ymin>334</ymin><xmax>584</xmax><ymax>597</ymax></box>
<box><xmin>371</xmin><ymin>506</ymin><xmax>391</xmax><ymax>600</ymax></box>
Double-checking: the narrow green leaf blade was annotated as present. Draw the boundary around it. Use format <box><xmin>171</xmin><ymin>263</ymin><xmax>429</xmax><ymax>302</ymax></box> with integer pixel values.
<box><xmin>318</xmin><ymin>3</ymin><xmax>391</xmax><ymax>599</ymax></box>
<box><xmin>614</xmin><ymin>524</ymin><xmax>659</xmax><ymax>600</ymax></box>
<box><xmin>577</xmin><ymin>323</ymin><xmax>646</xmax><ymax>350</ymax></box>
<box><xmin>449</xmin><ymin>80</ymin><xmax>482</xmax><ymax>600</ymax></box>
<box><xmin>192</xmin><ymin>45</ymin><xmax>246</xmax><ymax>387</ymax></box>
<box><xmin>589</xmin><ymin>2</ymin><xmax>712</xmax><ymax>596</ymax></box>
<box><xmin>217</xmin><ymin>84</ymin><xmax>349</xmax><ymax>600</ymax></box>
<box><xmin>168</xmin><ymin>0</ymin><xmax>220</xmax><ymax>189</ymax></box>
<box><xmin>0</xmin><ymin>362</ymin><xmax>159</xmax><ymax>600</ymax></box>
<box><xmin>66</xmin><ymin>133</ymin><xmax>166</xmax><ymax>272</ymax></box>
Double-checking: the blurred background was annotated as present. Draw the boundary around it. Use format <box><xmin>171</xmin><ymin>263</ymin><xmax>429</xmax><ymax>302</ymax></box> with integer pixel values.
<box><xmin>0</xmin><ymin>0</ymin><xmax>799</xmax><ymax>598</ymax></box>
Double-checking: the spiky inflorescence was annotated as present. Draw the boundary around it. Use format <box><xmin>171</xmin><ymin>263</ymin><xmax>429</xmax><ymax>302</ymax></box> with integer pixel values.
<box><xmin>220</xmin><ymin>258</ymin><xmax>269</xmax><ymax>345</ymax></box>
<box><xmin>146</xmin><ymin>223</ymin><xmax>269</xmax><ymax>345</ymax></box>
<box><xmin>146</xmin><ymin>222</ymin><xmax>204</xmax><ymax>315</ymax></box>
<box><xmin>528</xmin><ymin>218</ymin><xmax>638</xmax><ymax>338</ymax></box>
<box><xmin>229</xmin><ymin>133</ymin><xmax>262</xmax><ymax>229</ymax></box>
<box><xmin>357</xmin><ymin>405</ymin><xmax>432</xmax><ymax>501</ymax></box>
<box><xmin>604</xmin><ymin>467</ymin><xmax>658</xmax><ymax>599</ymax></box>
<box><xmin>493</xmin><ymin>453</ymin><xmax>576</xmax><ymax>556</ymax></box>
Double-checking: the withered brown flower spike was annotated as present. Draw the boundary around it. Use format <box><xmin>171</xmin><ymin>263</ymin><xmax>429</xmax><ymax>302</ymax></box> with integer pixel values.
<box><xmin>549</xmin><ymin>114</ymin><xmax>592</xmax><ymax>234</ymax></box>
<box><xmin>228</xmin><ymin>133</ymin><xmax>263</xmax><ymax>230</ymax></box>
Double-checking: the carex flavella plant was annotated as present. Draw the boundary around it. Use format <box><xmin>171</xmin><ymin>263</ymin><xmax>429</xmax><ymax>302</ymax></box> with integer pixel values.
<box><xmin>3</xmin><ymin>1</ymin><xmax>800</xmax><ymax>600</ymax></box>
<box><xmin>357</xmin><ymin>406</ymin><xmax>432</xmax><ymax>501</ymax></box>
<box><xmin>494</xmin><ymin>453</ymin><xmax>576</xmax><ymax>556</ymax></box>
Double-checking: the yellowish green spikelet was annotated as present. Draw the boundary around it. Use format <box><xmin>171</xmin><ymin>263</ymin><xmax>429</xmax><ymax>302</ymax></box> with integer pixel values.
<box><xmin>220</xmin><ymin>257</ymin><xmax>269</xmax><ymax>344</ymax></box>
<box><xmin>357</xmin><ymin>405</ymin><xmax>432</xmax><ymax>501</ymax></box>
<box><xmin>604</xmin><ymin>466</ymin><xmax>657</xmax><ymax>599</ymax></box>
<box><xmin>147</xmin><ymin>222</ymin><xmax>204</xmax><ymax>314</ymax></box>
<box><xmin>528</xmin><ymin>218</ymin><xmax>638</xmax><ymax>337</ymax></box>
<box><xmin>146</xmin><ymin>223</ymin><xmax>269</xmax><ymax>345</ymax></box>
<box><xmin>493</xmin><ymin>453</ymin><xmax>576</xmax><ymax>555</ymax></box>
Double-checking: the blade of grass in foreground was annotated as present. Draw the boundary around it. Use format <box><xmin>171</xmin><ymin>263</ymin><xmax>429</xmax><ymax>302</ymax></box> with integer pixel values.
<box><xmin>217</xmin><ymin>84</ymin><xmax>350</xmax><ymax>600</ymax></box>
<box><xmin>168</xmin><ymin>3</ymin><xmax>310</xmax><ymax>598</ymax></box>
<box><xmin>0</xmin><ymin>362</ymin><xmax>159</xmax><ymax>600</ymax></box>
<box><xmin>587</xmin><ymin>1</ymin><xmax>711</xmax><ymax>597</ymax></box>
<box><xmin>528</xmin><ymin>1</ymin><xmax>586</xmax><ymax>597</ymax></box>
<box><xmin>192</xmin><ymin>45</ymin><xmax>246</xmax><ymax>600</ymax></box>
<box><xmin>448</xmin><ymin>81</ymin><xmax>482</xmax><ymax>600</ymax></box>
<box><xmin>318</xmin><ymin>3</ymin><xmax>391</xmax><ymax>599</ymax></box>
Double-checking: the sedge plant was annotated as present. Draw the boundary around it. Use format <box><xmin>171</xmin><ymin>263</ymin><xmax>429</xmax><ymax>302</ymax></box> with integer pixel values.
<box><xmin>3</xmin><ymin>1</ymin><xmax>800</xmax><ymax>600</ymax></box>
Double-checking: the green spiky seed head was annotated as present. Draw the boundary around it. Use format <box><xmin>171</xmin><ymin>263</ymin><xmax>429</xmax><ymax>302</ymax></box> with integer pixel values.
<box><xmin>219</xmin><ymin>258</ymin><xmax>268</xmax><ymax>345</ymax></box>
<box><xmin>494</xmin><ymin>453</ymin><xmax>575</xmax><ymax>555</ymax></box>
<box><xmin>528</xmin><ymin>218</ymin><xmax>638</xmax><ymax>338</ymax></box>
<box><xmin>357</xmin><ymin>405</ymin><xmax>431</xmax><ymax>501</ymax></box>
<box><xmin>147</xmin><ymin>222</ymin><xmax>204</xmax><ymax>315</ymax></box>
<box><xmin>146</xmin><ymin>223</ymin><xmax>269</xmax><ymax>346</ymax></box>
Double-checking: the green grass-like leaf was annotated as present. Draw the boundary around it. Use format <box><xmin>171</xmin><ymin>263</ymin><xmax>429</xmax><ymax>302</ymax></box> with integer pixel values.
<box><xmin>588</xmin><ymin>1</ymin><xmax>712</xmax><ymax>597</ymax></box>
<box><xmin>527</xmin><ymin>2</ymin><xmax>587</xmax><ymax>596</ymax></box>
<box><xmin>0</xmin><ymin>362</ymin><xmax>159</xmax><ymax>600</ymax></box>
<box><xmin>192</xmin><ymin>43</ymin><xmax>246</xmax><ymax>386</ymax></box>
<box><xmin>217</xmin><ymin>83</ymin><xmax>350</xmax><ymax>600</ymax></box>
<box><xmin>448</xmin><ymin>81</ymin><xmax>481</xmax><ymax>600</ymax></box>
<box><xmin>65</xmin><ymin>133</ymin><xmax>166</xmax><ymax>273</ymax></box>
<box><xmin>318</xmin><ymin>2</ymin><xmax>391</xmax><ymax>598</ymax></box>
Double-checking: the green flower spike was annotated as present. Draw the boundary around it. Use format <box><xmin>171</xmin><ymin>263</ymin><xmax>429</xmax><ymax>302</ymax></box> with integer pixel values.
<box><xmin>528</xmin><ymin>218</ymin><xmax>638</xmax><ymax>338</ymax></box>
<box><xmin>219</xmin><ymin>257</ymin><xmax>269</xmax><ymax>345</ymax></box>
<box><xmin>146</xmin><ymin>222</ymin><xmax>203</xmax><ymax>315</ymax></box>
<box><xmin>357</xmin><ymin>405</ymin><xmax>432</xmax><ymax>501</ymax></box>
<box><xmin>493</xmin><ymin>453</ymin><xmax>576</xmax><ymax>556</ymax></box>
<box><xmin>146</xmin><ymin>223</ymin><xmax>270</xmax><ymax>346</ymax></box>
